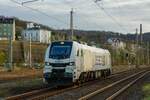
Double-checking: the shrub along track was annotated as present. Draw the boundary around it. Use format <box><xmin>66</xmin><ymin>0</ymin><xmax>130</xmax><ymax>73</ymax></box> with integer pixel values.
<box><xmin>5</xmin><ymin>67</ymin><xmax>149</xmax><ymax>100</ymax></box>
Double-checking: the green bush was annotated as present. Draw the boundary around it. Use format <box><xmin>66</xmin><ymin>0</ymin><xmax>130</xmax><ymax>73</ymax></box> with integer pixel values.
<box><xmin>143</xmin><ymin>84</ymin><xmax>150</xmax><ymax>100</ymax></box>
<box><xmin>0</xmin><ymin>51</ymin><xmax>7</xmax><ymax>64</ymax></box>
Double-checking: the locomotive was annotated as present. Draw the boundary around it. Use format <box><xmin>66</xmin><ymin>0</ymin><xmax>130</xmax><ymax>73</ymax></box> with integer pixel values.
<box><xmin>43</xmin><ymin>41</ymin><xmax>111</xmax><ymax>84</ymax></box>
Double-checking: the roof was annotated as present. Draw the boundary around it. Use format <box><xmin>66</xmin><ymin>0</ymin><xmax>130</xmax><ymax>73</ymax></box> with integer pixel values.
<box><xmin>24</xmin><ymin>27</ymin><xmax>52</xmax><ymax>31</ymax></box>
<box><xmin>74</xmin><ymin>41</ymin><xmax>110</xmax><ymax>55</ymax></box>
<box><xmin>0</xmin><ymin>16</ymin><xmax>14</xmax><ymax>24</ymax></box>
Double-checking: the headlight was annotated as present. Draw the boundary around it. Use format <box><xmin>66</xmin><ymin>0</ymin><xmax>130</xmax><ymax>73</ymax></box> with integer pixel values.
<box><xmin>69</xmin><ymin>62</ymin><xmax>75</xmax><ymax>66</ymax></box>
<box><xmin>44</xmin><ymin>66</ymin><xmax>52</xmax><ymax>73</ymax></box>
<box><xmin>45</xmin><ymin>62</ymin><xmax>50</xmax><ymax>66</ymax></box>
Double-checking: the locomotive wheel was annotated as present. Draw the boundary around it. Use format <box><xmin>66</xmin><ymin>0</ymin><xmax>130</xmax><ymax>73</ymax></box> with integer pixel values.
<box><xmin>98</xmin><ymin>71</ymin><xmax>101</xmax><ymax>78</ymax></box>
<box><xmin>102</xmin><ymin>70</ymin><xmax>106</xmax><ymax>78</ymax></box>
<box><xmin>108</xmin><ymin>69</ymin><xmax>111</xmax><ymax>76</ymax></box>
<box><xmin>87</xmin><ymin>72</ymin><xmax>90</xmax><ymax>81</ymax></box>
<box><xmin>77</xmin><ymin>80</ymin><xmax>81</xmax><ymax>86</ymax></box>
<box><xmin>90</xmin><ymin>72</ymin><xmax>92</xmax><ymax>80</ymax></box>
<box><xmin>95</xmin><ymin>71</ymin><xmax>98</xmax><ymax>79</ymax></box>
<box><xmin>104</xmin><ymin>70</ymin><xmax>107</xmax><ymax>78</ymax></box>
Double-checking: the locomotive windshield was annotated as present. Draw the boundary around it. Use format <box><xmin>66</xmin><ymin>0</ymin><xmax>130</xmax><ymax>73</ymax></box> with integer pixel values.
<box><xmin>49</xmin><ymin>41</ymin><xmax>72</xmax><ymax>59</ymax></box>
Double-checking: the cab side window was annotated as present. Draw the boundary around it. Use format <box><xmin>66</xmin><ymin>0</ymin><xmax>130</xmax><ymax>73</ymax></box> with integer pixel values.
<box><xmin>77</xmin><ymin>49</ymin><xmax>83</xmax><ymax>57</ymax></box>
<box><xmin>77</xmin><ymin>49</ymin><xmax>79</xmax><ymax>56</ymax></box>
<box><xmin>81</xmin><ymin>49</ymin><xmax>83</xmax><ymax>57</ymax></box>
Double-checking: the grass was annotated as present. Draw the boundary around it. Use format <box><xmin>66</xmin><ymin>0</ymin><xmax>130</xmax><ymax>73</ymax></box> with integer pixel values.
<box><xmin>143</xmin><ymin>83</ymin><xmax>150</xmax><ymax>100</ymax></box>
<box><xmin>0</xmin><ymin>67</ymin><xmax>42</xmax><ymax>80</ymax></box>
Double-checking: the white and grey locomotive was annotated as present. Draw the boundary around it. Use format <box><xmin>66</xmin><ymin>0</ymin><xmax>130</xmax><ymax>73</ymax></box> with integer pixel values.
<box><xmin>44</xmin><ymin>41</ymin><xmax>111</xmax><ymax>83</ymax></box>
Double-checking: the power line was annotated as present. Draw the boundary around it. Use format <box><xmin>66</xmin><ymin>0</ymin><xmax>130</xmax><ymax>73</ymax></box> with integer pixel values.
<box><xmin>11</xmin><ymin>0</ymin><xmax>129</xmax><ymax>33</ymax></box>
<box><xmin>64</xmin><ymin>0</ymin><xmax>127</xmax><ymax>32</ymax></box>
<box><xmin>62</xmin><ymin>0</ymin><xmax>104</xmax><ymax>30</ymax></box>
<box><xmin>10</xmin><ymin>0</ymin><xmax>71</xmax><ymax>40</ymax></box>
<box><xmin>10</xmin><ymin>0</ymin><xmax>69</xmax><ymax>27</ymax></box>
<box><xmin>114</xmin><ymin>0</ymin><xmax>135</xmax><ymax>32</ymax></box>
<box><xmin>92</xmin><ymin>0</ymin><xmax>128</xmax><ymax>33</ymax></box>
<box><xmin>21</xmin><ymin>0</ymin><xmax>40</xmax><ymax>5</ymax></box>
<box><xmin>10</xmin><ymin>0</ymin><xmax>58</xmax><ymax>28</ymax></box>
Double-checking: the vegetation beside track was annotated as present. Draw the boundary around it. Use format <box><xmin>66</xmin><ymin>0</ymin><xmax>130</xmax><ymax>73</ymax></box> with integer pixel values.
<box><xmin>0</xmin><ymin>68</ymin><xmax>42</xmax><ymax>79</ymax></box>
<box><xmin>143</xmin><ymin>83</ymin><xmax>150</xmax><ymax>100</ymax></box>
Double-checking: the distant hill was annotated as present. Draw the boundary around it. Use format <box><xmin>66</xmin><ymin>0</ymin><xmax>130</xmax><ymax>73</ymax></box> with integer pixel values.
<box><xmin>57</xmin><ymin>29</ymin><xmax>150</xmax><ymax>43</ymax></box>
<box><xmin>12</xmin><ymin>16</ymin><xmax>150</xmax><ymax>43</ymax></box>
<box><xmin>143</xmin><ymin>32</ymin><xmax>150</xmax><ymax>42</ymax></box>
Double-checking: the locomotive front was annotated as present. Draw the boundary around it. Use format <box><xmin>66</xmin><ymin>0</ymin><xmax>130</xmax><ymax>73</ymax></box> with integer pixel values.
<box><xmin>43</xmin><ymin>41</ymin><xmax>75</xmax><ymax>83</ymax></box>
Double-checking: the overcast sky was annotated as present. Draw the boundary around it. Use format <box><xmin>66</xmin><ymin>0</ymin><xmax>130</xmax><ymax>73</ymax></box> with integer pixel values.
<box><xmin>0</xmin><ymin>0</ymin><xmax>150</xmax><ymax>34</ymax></box>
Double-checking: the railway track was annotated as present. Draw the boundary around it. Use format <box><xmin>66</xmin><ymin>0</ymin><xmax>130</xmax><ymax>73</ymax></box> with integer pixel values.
<box><xmin>5</xmin><ymin>68</ymin><xmax>149</xmax><ymax>100</ymax></box>
<box><xmin>79</xmin><ymin>70</ymin><xmax>149</xmax><ymax>100</ymax></box>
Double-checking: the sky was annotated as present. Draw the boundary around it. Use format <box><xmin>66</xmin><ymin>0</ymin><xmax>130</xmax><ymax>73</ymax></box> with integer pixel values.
<box><xmin>0</xmin><ymin>0</ymin><xmax>150</xmax><ymax>34</ymax></box>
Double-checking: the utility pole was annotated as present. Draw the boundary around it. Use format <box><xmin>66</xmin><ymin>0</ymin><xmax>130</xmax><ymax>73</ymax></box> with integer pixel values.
<box><xmin>70</xmin><ymin>8</ymin><xmax>74</xmax><ymax>40</ymax></box>
<box><xmin>147</xmin><ymin>42</ymin><xmax>149</xmax><ymax>65</ymax></box>
<box><xmin>29</xmin><ymin>33</ymin><xmax>32</xmax><ymax>68</ymax></box>
<box><xmin>140</xmin><ymin>24</ymin><xmax>143</xmax><ymax>45</ymax></box>
<box><xmin>140</xmin><ymin>24</ymin><xmax>143</xmax><ymax>65</ymax></box>
<box><xmin>136</xmin><ymin>28</ymin><xmax>138</xmax><ymax>45</ymax></box>
<box><xmin>135</xmin><ymin>28</ymin><xmax>138</xmax><ymax>68</ymax></box>
<box><xmin>8</xmin><ymin>35</ymin><xmax>13</xmax><ymax>71</ymax></box>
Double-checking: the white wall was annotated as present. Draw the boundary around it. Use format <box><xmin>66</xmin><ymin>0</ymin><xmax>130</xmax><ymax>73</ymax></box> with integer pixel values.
<box><xmin>40</xmin><ymin>30</ymin><xmax>51</xmax><ymax>43</ymax></box>
<box><xmin>22</xmin><ymin>29</ymin><xmax>51</xmax><ymax>43</ymax></box>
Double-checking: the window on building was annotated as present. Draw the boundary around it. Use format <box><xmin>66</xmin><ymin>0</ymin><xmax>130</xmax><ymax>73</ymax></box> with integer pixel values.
<box><xmin>4</xmin><ymin>32</ymin><xmax>6</xmax><ymax>36</ymax></box>
<box><xmin>4</xmin><ymin>24</ymin><xmax>6</xmax><ymax>27</ymax></box>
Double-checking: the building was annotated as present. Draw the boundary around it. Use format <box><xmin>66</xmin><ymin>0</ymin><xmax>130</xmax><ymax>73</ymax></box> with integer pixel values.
<box><xmin>107</xmin><ymin>38</ymin><xmax>126</xmax><ymax>49</ymax></box>
<box><xmin>0</xmin><ymin>16</ymin><xmax>15</xmax><ymax>40</ymax></box>
<box><xmin>22</xmin><ymin>25</ymin><xmax>51</xmax><ymax>43</ymax></box>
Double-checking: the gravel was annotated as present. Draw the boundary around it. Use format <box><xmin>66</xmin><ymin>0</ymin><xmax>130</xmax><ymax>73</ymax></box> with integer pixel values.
<box><xmin>46</xmin><ymin>68</ymin><xmax>145</xmax><ymax>100</ymax></box>
<box><xmin>0</xmin><ymin>78</ymin><xmax>47</xmax><ymax>98</ymax></box>
<box><xmin>115</xmin><ymin>72</ymin><xmax>150</xmax><ymax>100</ymax></box>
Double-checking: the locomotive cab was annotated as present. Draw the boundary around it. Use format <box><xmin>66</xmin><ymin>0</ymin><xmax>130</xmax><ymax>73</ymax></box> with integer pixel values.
<box><xmin>44</xmin><ymin>41</ymin><xmax>76</xmax><ymax>83</ymax></box>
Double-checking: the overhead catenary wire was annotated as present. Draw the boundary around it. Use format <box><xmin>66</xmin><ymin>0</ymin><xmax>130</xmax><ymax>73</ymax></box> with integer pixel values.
<box><xmin>64</xmin><ymin>0</ymin><xmax>135</xmax><ymax>33</ymax></box>
<box><xmin>10</xmin><ymin>0</ymin><xmax>71</xmax><ymax>40</ymax></box>
<box><xmin>113</xmin><ymin>0</ymin><xmax>135</xmax><ymax>33</ymax></box>
<box><xmin>21</xmin><ymin>0</ymin><xmax>40</xmax><ymax>5</ymax></box>
<box><xmin>10</xmin><ymin>0</ymin><xmax>69</xmax><ymax>28</ymax></box>
<box><xmin>7</xmin><ymin>2</ymin><xmax>48</xmax><ymax>27</ymax></box>
<box><xmin>63</xmin><ymin>0</ymin><xmax>127</xmax><ymax>32</ymax></box>
<box><xmin>93</xmin><ymin>0</ymin><xmax>129</xmax><ymax>33</ymax></box>
<box><xmin>62</xmin><ymin>0</ymin><xmax>104</xmax><ymax>30</ymax></box>
<box><xmin>11</xmin><ymin>0</ymin><xmax>129</xmax><ymax>33</ymax></box>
